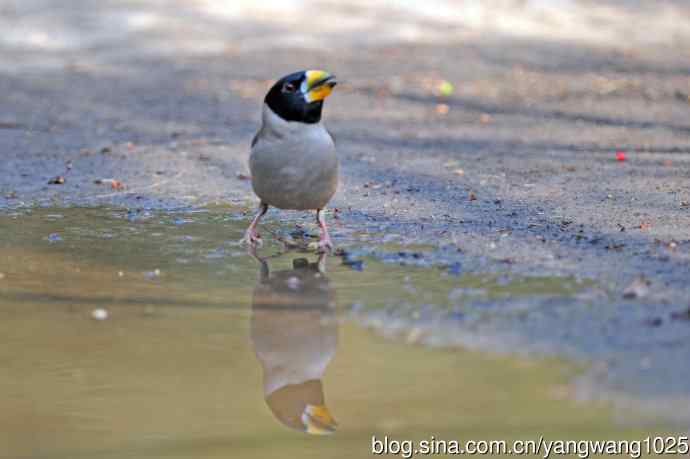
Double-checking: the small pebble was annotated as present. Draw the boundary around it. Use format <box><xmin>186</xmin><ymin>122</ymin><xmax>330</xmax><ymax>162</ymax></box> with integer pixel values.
<box><xmin>286</xmin><ymin>276</ymin><xmax>301</xmax><ymax>290</ymax></box>
<box><xmin>144</xmin><ymin>269</ymin><xmax>161</xmax><ymax>279</ymax></box>
<box><xmin>670</xmin><ymin>307</ymin><xmax>690</xmax><ymax>322</ymax></box>
<box><xmin>643</xmin><ymin>317</ymin><xmax>663</xmax><ymax>327</ymax></box>
<box><xmin>91</xmin><ymin>308</ymin><xmax>109</xmax><ymax>321</ymax></box>
<box><xmin>435</xmin><ymin>103</ymin><xmax>449</xmax><ymax>115</ymax></box>
<box><xmin>344</xmin><ymin>259</ymin><xmax>364</xmax><ymax>271</ymax></box>
<box><xmin>623</xmin><ymin>276</ymin><xmax>650</xmax><ymax>299</ymax></box>
<box><xmin>48</xmin><ymin>176</ymin><xmax>65</xmax><ymax>185</ymax></box>
<box><xmin>447</xmin><ymin>262</ymin><xmax>462</xmax><ymax>276</ymax></box>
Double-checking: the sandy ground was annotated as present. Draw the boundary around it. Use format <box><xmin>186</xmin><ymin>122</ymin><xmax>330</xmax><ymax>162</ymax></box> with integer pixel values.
<box><xmin>1</xmin><ymin>0</ymin><xmax>690</xmax><ymax>422</ymax></box>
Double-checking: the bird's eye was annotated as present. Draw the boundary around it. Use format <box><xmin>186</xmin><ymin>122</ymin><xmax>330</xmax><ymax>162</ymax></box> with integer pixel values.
<box><xmin>282</xmin><ymin>82</ymin><xmax>296</xmax><ymax>93</ymax></box>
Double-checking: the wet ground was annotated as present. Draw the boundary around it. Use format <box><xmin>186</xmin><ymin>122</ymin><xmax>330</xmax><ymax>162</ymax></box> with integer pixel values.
<box><xmin>1</xmin><ymin>0</ymin><xmax>690</xmax><ymax>449</ymax></box>
<box><xmin>0</xmin><ymin>209</ymin><xmax>674</xmax><ymax>458</ymax></box>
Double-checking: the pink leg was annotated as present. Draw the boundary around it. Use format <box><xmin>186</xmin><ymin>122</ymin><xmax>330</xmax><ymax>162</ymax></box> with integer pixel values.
<box><xmin>242</xmin><ymin>203</ymin><xmax>268</xmax><ymax>247</ymax></box>
<box><xmin>316</xmin><ymin>209</ymin><xmax>333</xmax><ymax>252</ymax></box>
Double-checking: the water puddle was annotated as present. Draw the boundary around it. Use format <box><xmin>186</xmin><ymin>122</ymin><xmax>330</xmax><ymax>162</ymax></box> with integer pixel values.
<box><xmin>0</xmin><ymin>208</ymin><xmax>666</xmax><ymax>458</ymax></box>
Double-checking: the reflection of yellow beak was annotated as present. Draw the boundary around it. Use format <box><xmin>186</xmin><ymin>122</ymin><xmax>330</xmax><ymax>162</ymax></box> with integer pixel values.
<box><xmin>303</xmin><ymin>70</ymin><xmax>337</xmax><ymax>103</ymax></box>
<box><xmin>302</xmin><ymin>404</ymin><xmax>338</xmax><ymax>435</ymax></box>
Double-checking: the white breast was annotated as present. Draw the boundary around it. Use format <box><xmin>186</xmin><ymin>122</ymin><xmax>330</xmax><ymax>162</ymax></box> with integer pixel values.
<box><xmin>249</xmin><ymin>105</ymin><xmax>339</xmax><ymax>210</ymax></box>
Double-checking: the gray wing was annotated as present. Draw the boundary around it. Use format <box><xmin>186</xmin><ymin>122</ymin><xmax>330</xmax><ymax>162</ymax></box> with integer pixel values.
<box><xmin>251</xmin><ymin>131</ymin><xmax>261</xmax><ymax>148</ymax></box>
<box><xmin>326</xmin><ymin>128</ymin><xmax>336</xmax><ymax>146</ymax></box>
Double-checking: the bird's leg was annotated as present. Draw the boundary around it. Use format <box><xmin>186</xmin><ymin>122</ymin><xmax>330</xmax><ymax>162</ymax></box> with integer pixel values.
<box><xmin>316</xmin><ymin>252</ymin><xmax>328</xmax><ymax>273</ymax></box>
<box><xmin>242</xmin><ymin>203</ymin><xmax>268</xmax><ymax>247</ymax></box>
<box><xmin>247</xmin><ymin>245</ymin><xmax>270</xmax><ymax>282</ymax></box>
<box><xmin>316</xmin><ymin>208</ymin><xmax>333</xmax><ymax>252</ymax></box>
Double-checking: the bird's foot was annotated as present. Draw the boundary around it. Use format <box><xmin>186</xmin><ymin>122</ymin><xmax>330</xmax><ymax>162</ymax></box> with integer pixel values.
<box><xmin>316</xmin><ymin>236</ymin><xmax>334</xmax><ymax>253</ymax></box>
<box><xmin>241</xmin><ymin>228</ymin><xmax>263</xmax><ymax>248</ymax></box>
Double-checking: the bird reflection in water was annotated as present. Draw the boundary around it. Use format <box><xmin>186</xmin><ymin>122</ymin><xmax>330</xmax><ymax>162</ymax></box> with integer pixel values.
<box><xmin>249</xmin><ymin>250</ymin><xmax>339</xmax><ymax>434</ymax></box>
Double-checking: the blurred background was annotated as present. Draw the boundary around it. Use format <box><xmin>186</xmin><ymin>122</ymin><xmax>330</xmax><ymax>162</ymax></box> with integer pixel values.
<box><xmin>3</xmin><ymin>1</ymin><xmax>690</xmax><ymax>59</ymax></box>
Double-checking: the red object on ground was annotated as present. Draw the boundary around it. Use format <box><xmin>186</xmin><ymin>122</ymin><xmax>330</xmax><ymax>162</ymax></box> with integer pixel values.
<box><xmin>615</xmin><ymin>151</ymin><xmax>626</xmax><ymax>161</ymax></box>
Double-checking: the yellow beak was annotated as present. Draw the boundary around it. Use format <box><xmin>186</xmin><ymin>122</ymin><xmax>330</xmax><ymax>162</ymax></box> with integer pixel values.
<box><xmin>302</xmin><ymin>404</ymin><xmax>338</xmax><ymax>435</ymax></box>
<box><xmin>303</xmin><ymin>70</ymin><xmax>337</xmax><ymax>103</ymax></box>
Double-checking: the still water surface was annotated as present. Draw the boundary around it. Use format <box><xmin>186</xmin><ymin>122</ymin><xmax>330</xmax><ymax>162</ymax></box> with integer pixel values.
<box><xmin>0</xmin><ymin>208</ymin><xmax>662</xmax><ymax>458</ymax></box>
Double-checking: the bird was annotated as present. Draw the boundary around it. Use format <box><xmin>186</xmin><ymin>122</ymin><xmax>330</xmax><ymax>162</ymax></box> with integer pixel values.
<box><xmin>243</xmin><ymin>70</ymin><xmax>339</xmax><ymax>252</ymax></box>
<box><xmin>250</xmin><ymin>253</ymin><xmax>338</xmax><ymax>434</ymax></box>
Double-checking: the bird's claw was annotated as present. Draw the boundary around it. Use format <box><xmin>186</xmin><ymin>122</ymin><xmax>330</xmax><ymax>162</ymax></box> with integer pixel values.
<box><xmin>241</xmin><ymin>230</ymin><xmax>263</xmax><ymax>248</ymax></box>
<box><xmin>316</xmin><ymin>238</ymin><xmax>334</xmax><ymax>253</ymax></box>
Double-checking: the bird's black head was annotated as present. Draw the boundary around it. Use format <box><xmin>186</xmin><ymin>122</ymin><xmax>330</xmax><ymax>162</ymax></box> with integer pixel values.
<box><xmin>264</xmin><ymin>70</ymin><xmax>337</xmax><ymax>124</ymax></box>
